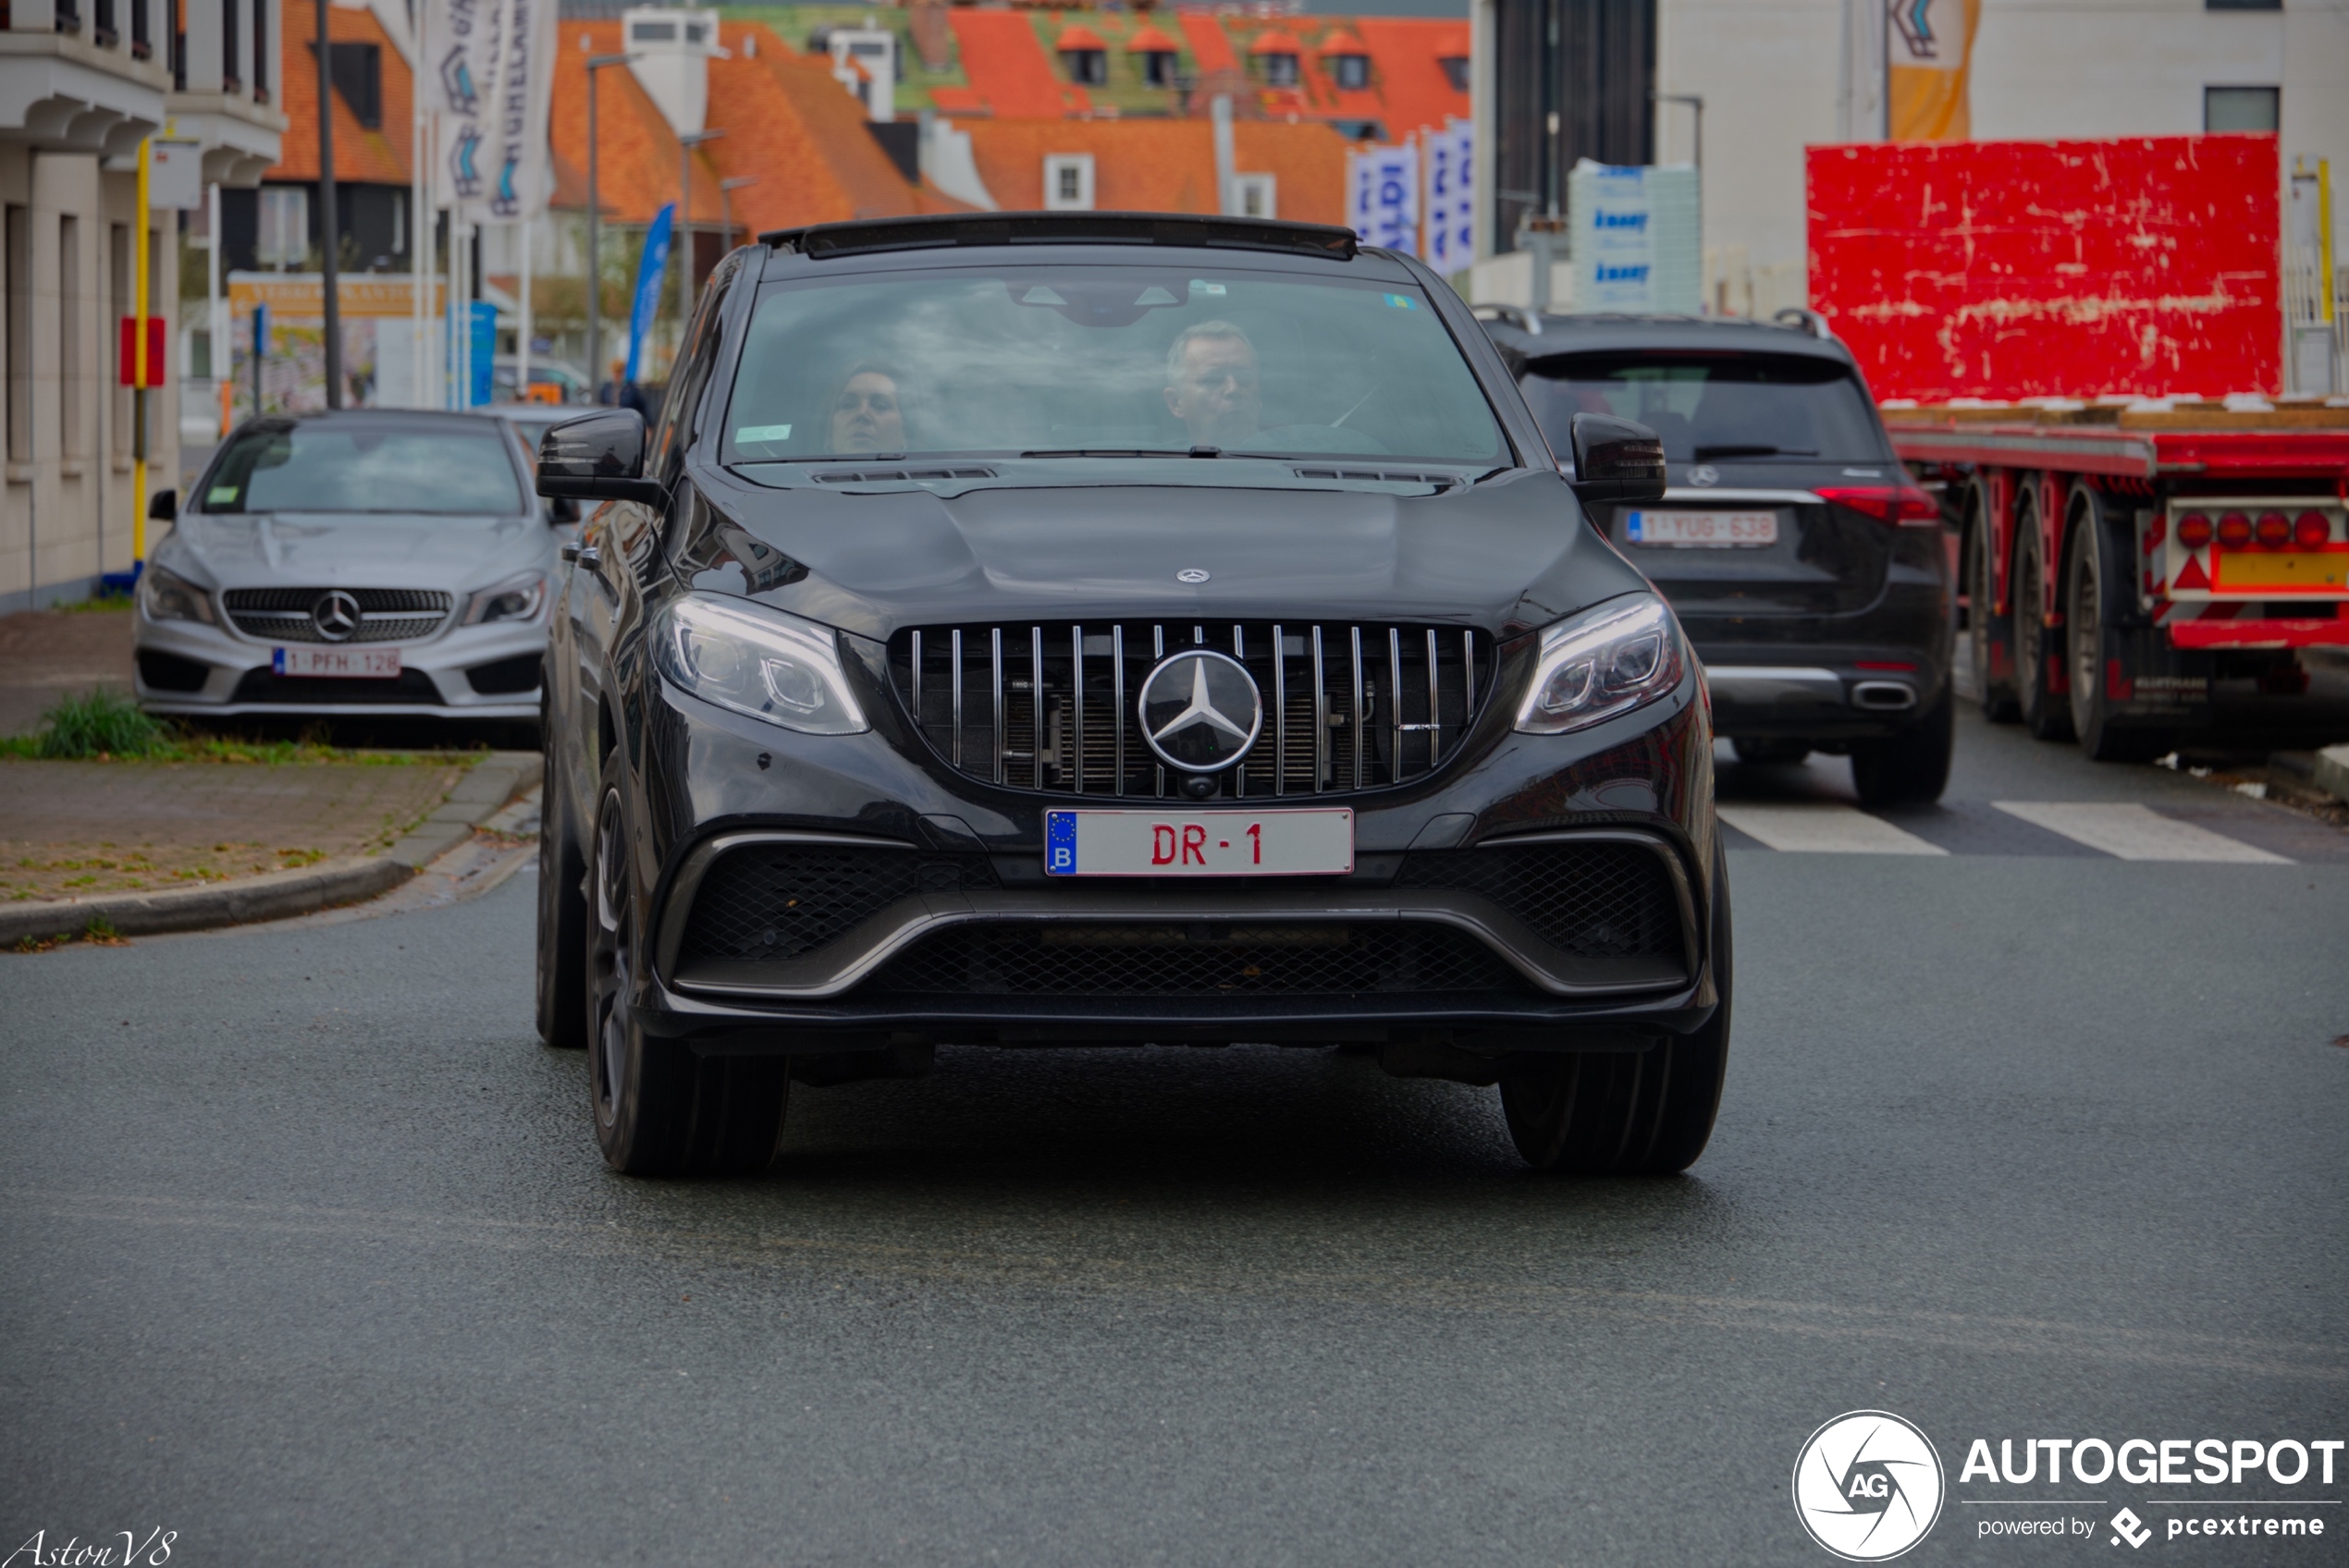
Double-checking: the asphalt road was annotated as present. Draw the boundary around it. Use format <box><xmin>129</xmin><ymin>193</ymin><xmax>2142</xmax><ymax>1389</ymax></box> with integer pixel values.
<box><xmin>4</xmin><ymin>710</ymin><xmax>2345</xmax><ymax>1566</ymax></box>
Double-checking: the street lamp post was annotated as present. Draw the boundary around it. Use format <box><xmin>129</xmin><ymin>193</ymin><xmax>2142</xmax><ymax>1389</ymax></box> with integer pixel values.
<box><xmin>316</xmin><ymin>0</ymin><xmax>342</xmax><ymax>406</ymax></box>
<box><xmin>584</xmin><ymin>52</ymin><xmax>637</xmax><ymax>403</ymax></box>
<box><xmin>719</xmin><ymin>176</ymin><xmax>757</xmax><ymax>257</ymax></box>
<box><xmin>677</xmin><ymin>128</ymin><xmax>725</xmax><ymax>362</ymax></box>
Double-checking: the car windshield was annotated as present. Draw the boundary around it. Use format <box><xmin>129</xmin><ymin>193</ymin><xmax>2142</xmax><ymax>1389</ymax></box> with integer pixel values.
<box><xmin>721</xmin><ymin>265</ymin><xmax>1508</xmax><ymax>468</ymax></box>
<box><xmin>1519</xmin><ymin>352</ymin><xmax>1892</xmax><ymax>464</ymax></box>
<box><xmin>201</xmin><ymin>423</ymin><xmax>527</xmax><ymax>515</ymax></box>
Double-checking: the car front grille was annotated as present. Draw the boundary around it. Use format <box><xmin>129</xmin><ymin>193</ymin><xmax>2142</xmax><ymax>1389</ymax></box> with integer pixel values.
<box><xmin>676</xmin><ymin>848</ymin><xmax>1002</xmax><ymax>963</ymax></box>
<box><xmin>862</xmin><ymin>923</ymin><xmax>1527</xmax><ymax>997</ymax></box>
<box><xmin>1397</xmin><ymin>843</ymin><xmax>1684</xmax><ymax>962</ymax></box>
<box><xmin>888</xmin><ymin>620</ymin><xmax>1493</xmax><ymax>801</ymax></box>
<box><xmin>222</xmin><ymin>587</ymin><xmax>453</xmax><ymax>643</ymax></box>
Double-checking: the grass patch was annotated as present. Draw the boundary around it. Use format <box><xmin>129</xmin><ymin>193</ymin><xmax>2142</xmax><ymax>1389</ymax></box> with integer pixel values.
<box><xmin>3</xmin><ymin>690</ymin><xmax>486</xmax><ymax>766</ymax></box>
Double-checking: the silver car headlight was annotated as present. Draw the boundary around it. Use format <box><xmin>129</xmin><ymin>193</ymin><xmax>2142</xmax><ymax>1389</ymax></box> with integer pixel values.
<box><xmin>651</xmin><ymin>594</ymin><xmax>868</xmax><ymax>735</ymax></box>
<box><xmin>139</xmin><ymin>563</ymin><xmax>215</xmax><ymax>625</ymax></box>
<box><xmin>1514</xmin><ymin>592</ymin><xmax>1686</xmax><ymax>735</ymax></box>
<box><xmin>462</xmin><ymin>571</ymin><xmax>547</xmax><ymax>626</ymax></box>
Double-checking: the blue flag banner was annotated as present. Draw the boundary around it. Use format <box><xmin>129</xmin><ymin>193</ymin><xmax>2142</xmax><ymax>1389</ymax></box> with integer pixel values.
<box><xmin>626</xmin><ymin>204</ymin><xmax>674</xmax><ymax>386</ymax></box>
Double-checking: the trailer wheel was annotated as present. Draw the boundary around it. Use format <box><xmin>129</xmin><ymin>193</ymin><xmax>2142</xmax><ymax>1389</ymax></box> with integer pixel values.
<box><xmin>1965</xmin><ymin>495</ymin><xmax>2019</xmax><ymax>722</ymax></box>
<box><xmin>2011</xmin><ymin>510</ymin><xmax>2074</xmax><ymax>742</ymax></box>
<box><xmin>2065</xmin><ymin>511</ymin><xmax>2171</xmax><ymax>763</ymax></box>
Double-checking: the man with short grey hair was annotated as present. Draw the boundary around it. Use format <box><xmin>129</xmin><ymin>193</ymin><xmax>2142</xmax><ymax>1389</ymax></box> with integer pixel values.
<box><xmin>1163</xmin><ymin>319</ymin><xmax>1262</xmax><ymax>448</ymax></box>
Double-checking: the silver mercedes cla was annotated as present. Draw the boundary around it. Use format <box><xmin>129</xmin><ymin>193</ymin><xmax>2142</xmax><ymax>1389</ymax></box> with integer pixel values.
<box><xmin>133</xmin><ymin>410</ymin><xmax>569</xmax><ymax>729</ymax></box>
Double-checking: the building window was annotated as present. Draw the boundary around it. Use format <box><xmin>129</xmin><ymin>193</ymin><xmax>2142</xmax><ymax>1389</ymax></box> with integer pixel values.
<box><xmin>316</xmin><ymin>41</ymin><xmax>380</xmax><ymax>128</ymax></box>
<box><xmin>6</xmin><ymin>206</ymin><xmax>25</xmax><ymax>463</ymax></box>
<box><xmin>2205</xmin><ymin>85</ymin><xmax>2279</xmax><ymax>132</ymax></box>
<box><xmin>2205</xmin><ymin>0</ymin><xmax>2280</xmax><ymax>9</ymax></box>
<box><xmin>252</xmin><ymin>0</ymin><xmax>267</xmax><ymax>103</ymax></box>
<box><xmin>1043</xmin><ymin>153</ymin><xmax>1095</xmax><ymax>212</ymax></box>
<box><xmin>1259</xmin><ymin>51</ymin><xmax>1298</xmax><ymax>88</ymax></box>
<box><xmin>1059</xmin><ymin>47</ymin><xmax>1106</xmax><ymax>86</ymax></box>
<box><xmin>632</xmin><ymin>18</ymin><xmax>677</xmax><ymax>42</ymax></box>
<box><xmin>1439</xmin><ymin>55</ymin><xmax>1470</xmax><ymax>92</ymax></box>
<box><xmin>1233</xmin><ymin>174</ymin><xmax>1277</xmax><ymax>220</ymax></box>
<box><xmin>257</xmin><ymin>186</ymin><xmax>309</xmax><ymax>269</ymax></box>
<box><xmin>1327</xmin><ymin>54</ymin><xmax>1369</xmax><ymax>92</ymax></box>
<box><xmin>58</xmin><ymin>215</ymin><xmax>81</xmax><ymax>459</ymax></box>
<box><xmin>221</xmin><ymin>0</ymin><xmax>240</xmax><ymax>93</ymax></box>
<box><xmin>110</xmin><ymin>224</ymin><xmax>129</xmax><ymax>455</ymax></box>
<box><xmin>130</xmin><ymin>0</ymin><xmax>150</xmax><ymax>59</ymax></box>
<box><xmin>1138</xmin><ymin>49</ymin><xmax>1176</xmax><ymax>88</ymax></box>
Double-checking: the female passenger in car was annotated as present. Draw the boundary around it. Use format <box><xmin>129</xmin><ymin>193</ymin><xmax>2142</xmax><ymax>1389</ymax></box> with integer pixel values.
<box><xmin>829</xmin><ymin>364</ymin><xmax>909</xmax><ymax>454</ymax></box>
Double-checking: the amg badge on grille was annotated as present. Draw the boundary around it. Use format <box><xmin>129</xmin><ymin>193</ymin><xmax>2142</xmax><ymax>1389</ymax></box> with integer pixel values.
<box><xmin>1138</xmin><ymin>650</ymin><xmax>1261</xmax><ymax>772</ymax></box>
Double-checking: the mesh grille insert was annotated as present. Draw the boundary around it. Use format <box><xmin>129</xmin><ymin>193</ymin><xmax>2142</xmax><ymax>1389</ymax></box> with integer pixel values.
<box><xmin>864</xmin><ymin>922</ymin><xmax>1526</xmax><ymax>997</ymax></box>
<box><xmin>222</xmin><ymin>587</ymin><xmax>452</xmax><ymax>644</ymax></box>
<box><xmin>678</xmin><ymin>847</ymin><xmax>1001</xmax><ymax>963</ymax></box>
<box><xmin>1397</xmin><ymin>843</ymin><xmax>1683</xmax><ymax>961</ymax></box>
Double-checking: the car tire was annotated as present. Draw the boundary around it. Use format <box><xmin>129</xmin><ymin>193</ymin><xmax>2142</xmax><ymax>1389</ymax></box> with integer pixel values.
<box><xmin>535</xmin><ymin>717</ymin><xmax>588</xmax><ymax>1048</ymax></box>
<box><xmin>1966</xmin><ymin>498</ymin><xmax>2020</xmax><ymax>723</ymax></box>
<box><xmin>2011</xmin><ymin>516</ymin><xmax>2074</xmax><ymax>741</ymax></box>
<box><xmin>585</xmin><ymin>748</ymin><xmax>789</xmax><ymax>1176</ymax></box>
<box><xmin>1849</xmin><ymin>684</ymin><xmax>1954</xmax><ymax>808</ymax></box>
<box><xmin>1499</xmin><ymin>842</ymin><xmax>1730</xmax><ymax>1176</ymax></box>
<box><xmin>2064</xmin><ymin>515</ymin><xmax>2171</xmax><ymax>764</ymax></box>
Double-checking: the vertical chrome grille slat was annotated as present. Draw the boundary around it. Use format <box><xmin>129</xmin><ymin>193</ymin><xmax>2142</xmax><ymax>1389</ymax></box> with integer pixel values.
<box><xmin>950</xmin><ymin>629</ymin><xmax>964</xmax><ymax>767</ymax></box>
<box><xmin>895</xmin><ymin>621</ymin><xmax>1486</xmax><ymax>802</ymax></box>
<box><xmin>1349</xmin><ymin>627</ymin><xmax>1365</xmax><ymax>790</ymax></box>
<box><xmin>1271</xmin><ymin>624</ymin><xmax>1286</xmax><ymax>798</ymax></box>
<box><xmin>990</xmin><ymin>628</ymin><xmax>1005</xmax><ymax>785</ymax></box>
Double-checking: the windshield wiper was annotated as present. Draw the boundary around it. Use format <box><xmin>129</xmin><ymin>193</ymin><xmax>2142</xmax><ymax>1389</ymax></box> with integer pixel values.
<box><xmin>1018</xmin><ymin>447</ymin><xmax>1224</xmax><ymax>459</ymax></box>
<box><xmin>1691</xmin><ymin>444</ymin><xmax>1817</xmax><ymax>459</ymax></box>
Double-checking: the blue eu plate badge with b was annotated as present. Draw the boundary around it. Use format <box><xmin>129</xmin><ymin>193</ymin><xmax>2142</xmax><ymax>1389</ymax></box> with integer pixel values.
<box><xmin>1045</xmin><ymin>811</ymin><xmax>1077</xmax><ymax>876</ymax></box>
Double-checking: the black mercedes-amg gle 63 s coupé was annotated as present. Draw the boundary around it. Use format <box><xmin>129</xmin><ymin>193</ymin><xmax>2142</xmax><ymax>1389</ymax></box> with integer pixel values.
<box><xmin>533</xmin><ymin>212</ymin><xmax>1729</xmax><ymax>1178</ymax></box>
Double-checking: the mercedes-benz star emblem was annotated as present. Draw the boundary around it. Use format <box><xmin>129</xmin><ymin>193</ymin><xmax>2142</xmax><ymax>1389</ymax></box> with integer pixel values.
<box><xmin>311</xmin><ymin>590</ymin><xmax>363</xmax><ymax>643</ymax></box>
<box><xmin>1686</xmin><ymin>463</ymin><xmax>1720</xmax><ymax>487</ymax></box>
<box><xmin>1138</xmin><ymin>649</ymin><xmax>1261</xmax><ymax>773</ymax></box>
<box><xmin>1175</xmin><ymin>568</ymin><xmax>1211</xmax><ymax>584</ymax></box>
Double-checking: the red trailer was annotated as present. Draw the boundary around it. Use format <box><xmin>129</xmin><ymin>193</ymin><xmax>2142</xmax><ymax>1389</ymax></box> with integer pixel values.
<box><xmin>1884</xmin><ymin>402</ymin><xmax>2349</xmax><ymax>759</ymax></box>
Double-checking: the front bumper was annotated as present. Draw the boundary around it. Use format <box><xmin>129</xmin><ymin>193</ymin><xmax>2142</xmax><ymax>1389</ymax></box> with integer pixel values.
<box><xmin>618</xmin><ymin>664</ymin><xmax>1724</xmax><ymax>1050</ymax></box>
<box><xmin>133</xmin><ymin>613</ymin><xmax>547</xmax><ymax>721</ymax></box>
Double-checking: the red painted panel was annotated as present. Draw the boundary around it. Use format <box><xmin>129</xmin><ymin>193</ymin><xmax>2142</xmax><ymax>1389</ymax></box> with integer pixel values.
<box><xmin>1807</xmin><ymin>135</ymin><xmax>2281</xmax><ymax>402</ymax></box>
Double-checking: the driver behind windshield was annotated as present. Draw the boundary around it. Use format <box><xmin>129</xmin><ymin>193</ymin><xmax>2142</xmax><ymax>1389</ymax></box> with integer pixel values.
<box><xmin>1162</xmin><ymin>321</ymin><xmax>1261</xmax><ymax>449</ymax></box>
<box><xmin>829</xmin><ymin>364</ymin><xmax>907</xmax><ymax>454</ymax></box>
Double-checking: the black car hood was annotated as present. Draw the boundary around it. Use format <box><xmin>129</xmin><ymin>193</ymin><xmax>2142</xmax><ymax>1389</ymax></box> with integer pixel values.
<box><xmin>683</xmin><ymin>462</ymin><xmax>1649</xmax><ymax>642</ymax></box>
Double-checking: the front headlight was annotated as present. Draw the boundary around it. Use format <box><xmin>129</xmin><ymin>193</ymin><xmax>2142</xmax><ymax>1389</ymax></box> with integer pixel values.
<box><xmin>139</xmin><ymin>564</ymin><xmax>215</xmax><ymax>625</ymax></box>
<box><xmin>651</xmin><ymin>594</ymin><xmax>869</xmax><ymax>735</ymax></box>
<box><xmin>462</xmin><ymin>571</ymin><xmax>548</xmax><ymax>626</ymax></box>
<box><xmin>1514</xmin><ymin>592</ymin><xmax>1686</xmax><ymax>735</ymax></box>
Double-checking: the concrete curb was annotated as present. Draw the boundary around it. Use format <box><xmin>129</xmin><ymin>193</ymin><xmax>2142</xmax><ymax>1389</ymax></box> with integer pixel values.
<box><xmin>2315</xmin><ymin>744</ymin><xmax>2349</xmax><ymax>807</ymax></box>
<box><xmin>1</xmin><ymin>749</ymin><xmax>544</xmax><ymax>946</ymax></box>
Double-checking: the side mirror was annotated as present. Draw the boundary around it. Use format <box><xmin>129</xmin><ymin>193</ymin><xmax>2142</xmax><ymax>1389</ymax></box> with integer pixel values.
<box><xmin>536</xmin><ymin>410</ymin><xmax>666</xmax><ymax>505</ymax></box>
<box><xmin>1566</xmin><ymin>413</ymin><xmax>1667</xmax><ymax>507</ymax></box>
<box><xmin>147</xmin><ymin>488</ymin><xmax>177</xmax><ymax>521</ymax></box>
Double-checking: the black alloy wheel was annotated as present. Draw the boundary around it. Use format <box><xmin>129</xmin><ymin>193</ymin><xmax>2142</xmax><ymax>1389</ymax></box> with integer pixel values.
<box><xmin>1849</xmin><ymin>683</ymin><xmax>1954</xmax><ymax>808</ymax></box>
<box><xmin>535</xmin><ymin>701</ymin><xmax>587</xmax><ymax>1047</ymax></box>
<box><xmin>585</xmin><ymin>748</ymin><xmax>790</xmax><ymax>1176</ymax></box>
<box><xmin>1498</xmin><ymin>842</ymin><xmax>1731</xmax><ymax>1176</ymax></box>
<box><xmin>2065</xmin><ymin>524</ymin><xmax>2171</xmax><ymax>763</ymax></box>
<box><xmin>2011</xmin><ymin>508</ymin><xmax>2074</xmax><ymax>741</ymax></box>
<box><xmin>1967</xmin><ymin>500</ymin><xmax>2020</xmax><ymax>723</ymax></box>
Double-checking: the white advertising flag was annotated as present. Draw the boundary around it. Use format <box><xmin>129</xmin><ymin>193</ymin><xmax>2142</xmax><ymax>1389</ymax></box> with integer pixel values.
<box><xmin>479</xmin><ymin>0</ymin><xmax>559</xmax><ymax>220</ymax></box>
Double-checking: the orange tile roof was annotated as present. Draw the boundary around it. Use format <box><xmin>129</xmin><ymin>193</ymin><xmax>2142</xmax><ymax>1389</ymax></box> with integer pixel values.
<box><xmin>964</xmin><ymin>118</ymin><xmax>1347</xmax><ymax>226</ymax></box>
<box><xmin>1175</xmin><ymin>11</ymin><xmax>1239</xmax><ymax>75</ymax></box>
<box><xmin>1317</xmin><ymin>29</ymin><xmax>1369</xmax><ymax>56</ymax></box>
<box><xmin>1125</xmin><ymin>25</ymin><xmax>1178</xmax><ymax>54</ymax></box>
<box><xmin>949</xmin><ymin>9</ymin><xmax>1090</xmax><ymax>118</ymax></box>
<box><xmin>265</xmin><ymin>2</ymin><xmax>412</xmax><ymax>185</ymax></box>
<box><xmin>1355</xmin><ymin>18</ymin><xmax>1468</xmax><ymax>141</ymax></box>
<box><xmin>1248</xmin><ymin>29</ymin><xmax>1303</xmax><ymax>56</ymax></box>
<box><xmin>1055</xmin><ymin>24</ymin><xmax>1107</xmax><ymax>52</ymax></box>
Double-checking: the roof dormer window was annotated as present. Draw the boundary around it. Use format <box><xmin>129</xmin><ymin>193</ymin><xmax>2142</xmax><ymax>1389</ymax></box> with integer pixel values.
<box><xmin>1057</xmin><ymin>26</ymin><xmax>1108</xmax><ymax>87</ymax></box>
<box><xmin>1320</xmin><ymin>31</ymin><xmax>1370</xmax><ymax>91</ymax></box>
<box><xmin>1125</xmin><ymin>25</ymin><xmax>1179</xmax><ymax>88</ymax></box>
<box><xmin>1249</xmin><ymin>30</ymin><xmax>1302</xmax><ymax>88</ymax></box>
<box><xmin>1439</xmin><ymin>55</ymin><xmax>1470</xmax><ymax>92</ymax></box>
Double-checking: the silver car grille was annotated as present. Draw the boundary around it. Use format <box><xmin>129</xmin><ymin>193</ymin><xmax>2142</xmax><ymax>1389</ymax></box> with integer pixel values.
<box><xmin>222</xmin><ymin>587</ymin><xmax>453</xmax><ymax>643</ymax></box>
<box><xmin>888</xmin><ymin>620</ymin><xmax>1493</xmax><ymax>801</ymax></box>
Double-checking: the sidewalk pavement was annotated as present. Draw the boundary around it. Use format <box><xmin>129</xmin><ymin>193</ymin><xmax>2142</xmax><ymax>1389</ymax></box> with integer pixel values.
<box><xmin>0</xmin><ymin>752</ymin><xmax>541</xmax><ymax>947</ymax></box>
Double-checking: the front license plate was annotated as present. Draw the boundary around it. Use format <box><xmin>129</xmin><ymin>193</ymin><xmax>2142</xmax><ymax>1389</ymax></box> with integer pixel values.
<box><xmin>1626</xmin><ymin>509</ymin><xmax>1780</xmax><ymax>547</ymax></box>
<box><xmin>273</xmin><ymin>645</ymin><xmax>401</xmax><ymax>678</ymax></box>
<box><xmin>1045</xmin><ymin>808</ymin><xmax>1354</xmax><ymax>876</ymax></box>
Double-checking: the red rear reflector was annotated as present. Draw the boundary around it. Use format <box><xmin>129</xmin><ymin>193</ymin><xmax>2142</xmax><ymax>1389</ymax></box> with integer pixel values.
<box><xmin>2295</xmin><ymin>511</ymin><xmax>2331</xmax><ymax>548</ymax></box>
<box><xmin>1816</xmin><ymin>485</ymin><xmax>1941</xmax><ymax>527</ymax></box>
<box><xmin>2217</xmin><ymin>511</ymin><xmax>2253</xmax><ymax>548</ymax></box>
<box><xmin>2176</xmin><ymin>512</ymin><xmax>2213</xmax><ymax>548</ymax></box>
<box><xmin>2255</xmin><ymin>511</ymin><xmax>2292</xmax><ymax>548</ymax></box>
<box><xmin>1854</xmin><ymin>660</ymin><xmax>1916</xmax><ymax>670</ymax></box>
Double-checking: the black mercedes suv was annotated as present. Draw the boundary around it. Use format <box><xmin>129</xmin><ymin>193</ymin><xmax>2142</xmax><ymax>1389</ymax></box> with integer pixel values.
<box><xmin>1478</xmin><ymin>310</ymin><xmax>1955</xmax><ymax>807</ymax></box>
<box><xmin>534</xmin><ymin>213</ymin><xmax>1728</xmax><ymax>1179</ymax></box>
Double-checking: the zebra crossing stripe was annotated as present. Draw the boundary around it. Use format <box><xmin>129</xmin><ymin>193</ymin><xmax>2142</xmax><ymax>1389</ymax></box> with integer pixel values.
<box><xmin>1989</xmin><ymin>802</ymin><xmax>2291</xmax><ymax>864</ymax></box>
<box><xmin>1716</xmin><ymin>803</ymin><xmax>1949</xmax><ymax>856</ymax></box>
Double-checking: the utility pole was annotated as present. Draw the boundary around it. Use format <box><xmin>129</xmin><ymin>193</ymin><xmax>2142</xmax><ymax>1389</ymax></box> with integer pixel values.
<box><xmin>584</xmin><ymin>53</ymin><xmax>636</xmax><ymax>403</ymax></box>
<box><xmin>316</xmin><ymin>0</ymin><xmax>342</xmax><ymax>407</ymax></box>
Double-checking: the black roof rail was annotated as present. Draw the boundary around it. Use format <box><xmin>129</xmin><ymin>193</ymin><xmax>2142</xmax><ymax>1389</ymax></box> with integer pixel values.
<box><xmin>760</xmin><ymin>211</ymin><xmax>1360</xmax><ymax>261</ymax></box>
<box><xmin>1773</xmin><ymin>307</ymin><xmax>1833</xmax><ymax>339</ymax></box>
